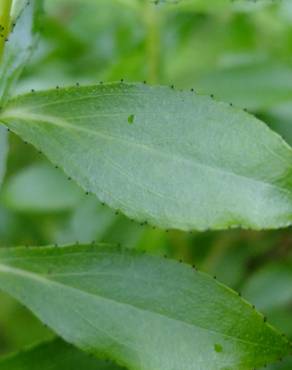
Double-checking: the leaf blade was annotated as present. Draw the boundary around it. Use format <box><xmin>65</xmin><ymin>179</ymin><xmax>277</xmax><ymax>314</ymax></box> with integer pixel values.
<box><xmin>0</xmin><ymin>244</ymin><xmax>289</xmax><ymax>370</ymax></box>
<box><xmin>2</xmin><ymin>83</ymin><xmax>292</xmax><ymax>230</ymax></box>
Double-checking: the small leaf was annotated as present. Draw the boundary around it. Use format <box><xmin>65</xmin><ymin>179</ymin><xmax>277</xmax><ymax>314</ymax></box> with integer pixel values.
<box><xmin>1</xmin><ymin>162</ymin><xmax>83</xmax><ymax>212</ymax></box>
<box><xmin>2</xmin><ymin>83</ymin><xmax>292</xmax><ymax>230</ymax></box>
<box><xmin>0</xmin><ymin>338</ymin><xmax>123</xmax><ymax>370</ymax></box>
<box><xmin>0</xmin><ymin>244</ymin><xmax>289</xmax><ymax>370</ymax></box>
<box><xmin>0</xmin><ymin>0</ymin><xmax>42</xmax><ymax>103</ymax></box>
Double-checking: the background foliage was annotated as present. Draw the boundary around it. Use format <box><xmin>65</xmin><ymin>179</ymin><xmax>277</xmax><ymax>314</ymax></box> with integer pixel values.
<box><xmin>1</xmin><ymin>0</ymin><xmax>292</xmax><ymax>368</ymax></box>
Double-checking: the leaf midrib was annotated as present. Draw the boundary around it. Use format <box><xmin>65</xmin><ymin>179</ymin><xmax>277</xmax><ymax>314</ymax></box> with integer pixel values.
<box><xmin>1</xmin><ymin>108</ymin><xmax>291</xmax><ymax>200</ymax></box>
<box><xmin>0</xmin><ymin>262</ymin><xmax>284</xmax><ymax>352</ymax></box>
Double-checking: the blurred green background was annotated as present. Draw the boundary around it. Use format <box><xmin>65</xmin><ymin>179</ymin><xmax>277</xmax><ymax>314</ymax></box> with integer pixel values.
<box><xmin>1</xmin><ymin>0</ymin><xmax>292</xmax><ymax>368</ymax></box>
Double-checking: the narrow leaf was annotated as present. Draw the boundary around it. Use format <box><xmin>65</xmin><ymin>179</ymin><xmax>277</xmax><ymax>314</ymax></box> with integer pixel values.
<box><xmin>0</xmin><ymin>338</ymin><xmax>123</xmax><ymax>370</ymax></box>
<box><xmin>0</xmin><ymin>126</ymin><xmax>8</xmax><ymax>187</ymax></box>
<box><xmin>0</xmin><ymin>0</ymin><xmax>42</xmax><ymax>103</ymax></box>
<box><xmin>0</xmin><ymin>244</ymin><xmax>289</xmax><ymax>370</ymax></box>
<box><xmin>1</xmin><ymin>83</ymin><xmax>292</xmax><ymax>230</ymax></box>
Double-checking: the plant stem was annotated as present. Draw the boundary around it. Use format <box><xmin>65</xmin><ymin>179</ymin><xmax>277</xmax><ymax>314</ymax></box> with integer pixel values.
<box><xmin>0</xmin><ymin>0</ymin><xmax>12</xmax><ymax>61</ymax></box>
<box><xmin>144</xmin><ymin>1</ymin><xmax>161</xmax><ymax>84</ymax></box>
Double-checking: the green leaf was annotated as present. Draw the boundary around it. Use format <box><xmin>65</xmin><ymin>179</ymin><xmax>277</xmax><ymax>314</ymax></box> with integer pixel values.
<box><xmin>0</xmin><ymin>338</ymin><xmax>123</xmax><ymax>370</ymax></box>
<box><xmin>0</xmin><ymin>126</ymin><xmax>8</xmax><ymax>187</ymax></box>
<box><xmin>1</xmin><ymin>162</ymin><xmax>83</xmax><ymax>213</ymax></box>
<box><xmin>0</xmin><ymin>0</ymin><xmax>42</xmax><ymax>103</ymax></box>
<box><xmin>242</xmin><ymin>262</ymin><xmax>292</xmax><ymax>312</ymax></box>
<box><xmin>56</xmin><ymin>195</ymin><xmax>144</xmax><ymax>247</ymax></box>
<box><xmin>2</xmin><ymin>83</ymin><xmax>292</xmax><ymax>230</ymax></box>
<box><xmin>0</xmin><ymin>244</ymin><xmax>289</xmax><ymax>370</ymax></box>
<box><xmin>57</xmin><ymin>196</ymin><xmax>118</xmax><ymax>244</ymax></box>
<box><xmin>265</xmin><ymin>102</ymin><xmax>292</xmax><ymax>147</ymax></box>
<box><xmin>242</xmin><ymin>262</ymin><xmax>292</xmax><ymax>345</ymax></box>
<box><xmin>195</xmin><ymin>63</ymin><xmax>292</xmax><ymax>111</ymax></box>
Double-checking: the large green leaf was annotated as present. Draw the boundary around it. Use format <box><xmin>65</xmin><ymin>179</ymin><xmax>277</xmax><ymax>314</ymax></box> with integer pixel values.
<box><xmin>1</xmin><ymin>162</ymin><xmax>83</xmax><ymax>212</ymax></box>
<box><xmin>2</xmin><ymin>83</ymin><xmax>292</xmax><ymax>230</ymax></box>
<box><xmin>0</xmin><ymin>244</ymin><xmax>289</xmax><ymax>370</ymax></box>
<box><xmin>0</xmin><ymin>0</ymin><xmax>42</xmax><ymax>103</ymax></box>
<box><xmin>0</xmin><ymin>338</ymin><xmax>123</xmax><ymax>370</ymax></box>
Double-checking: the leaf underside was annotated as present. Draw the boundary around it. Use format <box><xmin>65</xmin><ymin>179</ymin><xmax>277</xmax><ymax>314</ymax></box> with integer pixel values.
<box><xmin>1</xmin><ymin>83</ymin><xmax>292</xmax><ymax>231</ymax></box>
<box><xmin>0</xmin><ymin>244</ymin><xmax>289</xmax><ymax>370</ymax></box>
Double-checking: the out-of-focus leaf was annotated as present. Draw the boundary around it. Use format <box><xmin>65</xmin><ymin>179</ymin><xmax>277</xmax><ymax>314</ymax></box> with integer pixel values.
<box><xmin>0</xmin><ymin>127</ymin><xmax>8</xmax><ymax>187</ymax></box>
<box><xmin>157</xmin><ymin>0</ymin><xmax>274</xmax><ymax>13</ymax></box>
<box><xmin>266</xmin><ymin>356</ymin><xmax>292</xmax><ymax>370</ymax></box>
<box><xmin>0</xmin><ymin>0</ymin><xmax>42</xmax><ymax>103</ymax></box>
<box><xmin>56</xmin><ymin>196</ymin><xmax>116</xmax><ymax>244</ymax></box>
<box><xmin>242</xmin><ymin>262</ymin><xmax>292</xmax><ymax>311</ymax></box>
<box><xmin>265</xmin><ymin>307</ymin><xmax>292</xmax><ymax>339</ymax></box>
<box><xmin>0</xmin><ymin>244</ymin><xmax>290</xmax><ymax>370</ymax></box>
<box><xmin>1</xmin><ymin>162</ymin><xmax>83</xmax><ymax>213</ymax></box>
<box><xmin>242</xmin><ymin>261</ymin><xmax>292</xmax><ymax>342</ymax></box>
<box><xmin>2</xmin><ymin>83</ymin><xmax>292</xmax><ymax>230</ymax></box>
<box><xmin>195</xmin><ymin>63</ymin><xmax>292</xmax><ymax>111</ymax></box>
<box><xmin>200</xmin><ymin>232</ymin><xmax>251</xmax><ymax>289</ymax></box>
<box><xmin>0</xmin><ymin>338</ymin><xmax>123</xmax><ymax>370</ymax></box>
<box><xmin>265</xmin><ymin>102</ymin><xmax>292</xmax><ymax>146</ymax></box>
<box><xmin>0</xmin><ymin>291</ymin><xmax>53</xmax><ymax>356</ymax></box>
<box><xmin>56</xmin><ymin>196</ymin><xmax>146</xmax><ymax>247</ymax></box>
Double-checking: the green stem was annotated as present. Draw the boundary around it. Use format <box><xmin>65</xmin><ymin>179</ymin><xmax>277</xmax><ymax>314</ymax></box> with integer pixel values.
<box><xmin>0</xmin><ymin>0</ymin><xmax>12</xmax><ymax>61</ymax></box>
<box><xmin>144</xmin><ymin>2</ymin><xmax>161</xmax><ymax>84</ymax></box>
